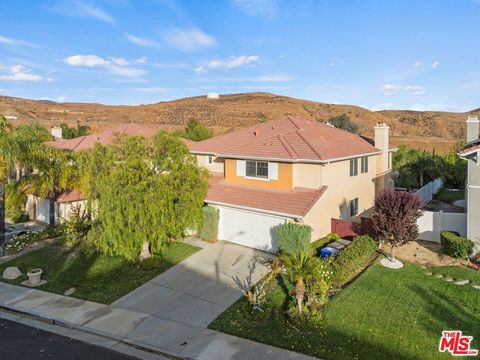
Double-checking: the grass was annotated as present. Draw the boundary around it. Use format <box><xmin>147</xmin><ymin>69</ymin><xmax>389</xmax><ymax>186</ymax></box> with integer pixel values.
<box><xmin>0</xmin><ymin>241</ymin><xmax>199</xmax><ymax>304</ymax></box>
<box><xmin>435</xmin><ymin>188</ymin><xmax>465</xmax><ymax>204</ymax></box>
<box><xmin>209</xmin><ymin>262</ymin><xmax>480</xmax><ymax>360</ymax></box>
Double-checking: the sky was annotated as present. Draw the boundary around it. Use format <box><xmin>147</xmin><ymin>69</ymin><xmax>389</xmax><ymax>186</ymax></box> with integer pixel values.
<box><xmin>0</xmin><ymin>0</ymin><xmax>479</xmax><ymax>111</ymax></box>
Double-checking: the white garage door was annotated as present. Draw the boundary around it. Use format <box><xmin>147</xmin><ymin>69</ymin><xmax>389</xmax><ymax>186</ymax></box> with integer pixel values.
<box><xmin>36</xmin><ymin>198</ymin><xmax>50</xmax><ymax>223</ymax></box>
<box><xmin>218</xmin><ymin>206</ymin><xmax>287</xmax><ymax>252</ymax></box>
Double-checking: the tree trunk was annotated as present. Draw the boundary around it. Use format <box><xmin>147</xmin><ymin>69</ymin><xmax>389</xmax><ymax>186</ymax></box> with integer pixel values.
<box><xmin>0</xmin><ymin>180</ymin><xmax>5</xmax><ymax>257</ymax></box>
<box><xmin>15</xmin><ymin>163</ymin><xmax>21</xmax><ymax>182</ymax></box>
<box><xmin>419</xmin><ymin>172</ymin><xmax>424</xmax><ymax>188</ymax></box>
<box><xmin>49</xmin><ymin>197</ymin><xmax>56</xmax><ymax>227</ymax></box>
<box><xmin>390</xmin><ymin>244</ymin><xmax>396</xmax><ymax>262</ymax></box>
<box><xmin>295</xmin><ymin>279</ymin><xmax>305</xmax><ymax>314</ymax></box>
<box><xmin>139</xmin><ymin>241</ymin><xmax>151</xmax><ymax>261</ymax></box>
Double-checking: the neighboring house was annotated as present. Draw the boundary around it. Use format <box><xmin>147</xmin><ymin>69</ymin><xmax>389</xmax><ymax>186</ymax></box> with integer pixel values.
<box><xmin>31</xmin><ymin>124</ymin><xmax>160</xmax><ymax>224</ymax></box>
<box><xmin>189</xmin><ymin>116</ymin><xmax>396</xmax><ymax>252</ymax></box>
<box><xmin>458</xmin><ymin>115</ymin><xmax>480</xmax><ymax>251</ymax></box>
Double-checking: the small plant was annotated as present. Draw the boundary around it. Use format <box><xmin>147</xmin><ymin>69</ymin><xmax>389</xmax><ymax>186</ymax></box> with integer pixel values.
<box><xmin>6</xmin><ymin>226</ymin><xmax>66</xmax><ymax>254</ymax></box>
<box><xmin>277</xmin><ymin>223</ymin><xmax>312</xmax><ymax>255</ymax></box>
<box><xmin>440</xmin><ymin>231</ymin><xmax>474</xmax><ymax>259</ymax></box>
<box><xmin>199</xmin><ymin>206</ymin><xmax>219</xmax><ymax>242</ymax></box>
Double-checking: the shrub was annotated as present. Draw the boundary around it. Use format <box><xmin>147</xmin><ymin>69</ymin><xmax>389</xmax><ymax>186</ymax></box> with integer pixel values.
<box><xmin>310</xmin><ymin>233</ymin><xmax>340</xmax><ymax>255</ymax></box>
<box><xmin>139</xmin><ymin>256</ymin><xmax>162</xmax><ymax>270</ymax></box>
<box><xmin>440</xmin><ymin>231</ymin><xmax>474</xmax><ymax>259</ymax></box>
<box><xmin>276</xmin><ymin>223</ymin><xmax>312</xmax><ymax>255</ymax></box>
<box><xmin>5</xmin><ymin>183</ymin><xmax>27</xmax><ymax>223</ymax></box>
<box><xmin>199</xmin><ymin>206</ymin><xmax>219</xmax><ymax>242</ymax></box>
<box><xmin>328</xmin><ymin>235</ymin><xmax>377</xmax><ymax>287</ymax></box>
<box><xmin>5</xmin><ymin>226</ymin><xmax>66</xmax><ymax>254</ymax></box>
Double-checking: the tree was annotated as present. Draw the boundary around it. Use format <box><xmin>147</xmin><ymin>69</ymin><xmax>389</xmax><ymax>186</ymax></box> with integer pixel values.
<box><xmin>323</xmin><ymin>114</ymin><xmax>359</xmax><ymax>134</ymax></box>
<box><xmin>180</xmin><ymin>118</ymin><xmax>213</xmax><ymax>142</ymax></box>
<box><xmin>372</xmin><ymin>190</ymin><xmax>422</xmax><ymax>261</ymax></box>
<box><xmin>86</xmin><ymin>132</ymin><xmax>209</xmax><ymax>262</ymax></box>
<box><xmin>282</xmin><ymin>251</ymin><xmax>318</xmax><ymax>314</ymax></box>
<box><xmin>0</xmin><ymin>115</ymin><xmax>13</xmax><ymax>256</ymax></box>
<box><xmin>59</xmin><ymin>122</ymin><xmax>90</xmax><ymax>139</ymax></box>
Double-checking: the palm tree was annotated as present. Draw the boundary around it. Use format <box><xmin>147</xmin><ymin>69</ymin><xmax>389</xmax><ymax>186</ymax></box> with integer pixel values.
<box><xmin>282</xmin><ymin>251</ymin><xmax>318</xmax><ymax>314</ymax></box>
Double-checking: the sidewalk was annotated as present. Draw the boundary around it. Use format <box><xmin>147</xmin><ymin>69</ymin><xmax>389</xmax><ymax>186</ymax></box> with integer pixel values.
<box><xmin>0</xmin><ymin>282</ymin><xmax>316</xmax><ymax>359</ymax></box>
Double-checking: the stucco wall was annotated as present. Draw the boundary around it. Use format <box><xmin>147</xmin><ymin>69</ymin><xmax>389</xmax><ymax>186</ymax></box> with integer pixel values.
<box><xmin>292</xmin><ymin>163</ymin><xmax>323</xmax><ymax>188</ymax></box>
<box><xmin>224</xmin><ymin>159</ymin><xmax>292</xmax><ymax>190</ymax></box>
<box><xmin>196</xmin><ymin>154</ymin><xmax>224</xmax><ymax>174</ymax></box>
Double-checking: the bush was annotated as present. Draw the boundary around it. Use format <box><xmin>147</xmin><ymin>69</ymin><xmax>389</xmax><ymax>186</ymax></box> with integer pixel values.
<box><xmin>199</xmin><ymin>206</ymin><xmax>219</xmax><ymax>242</ymax></box>
<box><xmin>440</xmin><ymin>231</ymin><xmax>474</xmax><ymax>259</ymax></box>
<box><xmin>5</xmin><ymin>226</ymin><xmax>66</xmax><ymax>254</ymax></box>
<box><xmin>310</xmin><ymin>233</ymin><xmax>339</xmax><ymax>255</ymax></box>
<box><xmin>328</xmin><ymin>235</ymin><xmax>377</xmax><ymax>287</ymax></box>
<box><xmin>139</xmin><ymin>256</ymin><xmax>162</xmax><ymax>270</ymax></box>
<box><xmin>5</xmin><ymin>183</ymin><xmax>27</xmax><ymax>223</ymax></box>
<box><xmin>276</xmin><ymin>223</ymin><xmax>312</xmax><ymax>255</ymax></box>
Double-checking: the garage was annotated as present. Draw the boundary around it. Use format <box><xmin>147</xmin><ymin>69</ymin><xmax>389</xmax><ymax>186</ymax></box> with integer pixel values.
<box><xmin>218</xmin><ymin>206</ymin><xmax>288</xmax><ymax>252</ymax></box>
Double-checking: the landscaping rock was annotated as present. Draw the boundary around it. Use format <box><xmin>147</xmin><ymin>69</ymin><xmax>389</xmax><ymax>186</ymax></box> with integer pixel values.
<box><xmin>454</xmin><ymin>279</ymin><xmax>470</xmax><ymax>286</ymax></box>
<box><xmin>64</xmin><ymin>287</ymin><xmax>77</xmax><ymax>296</ymax></box>
<box><xmin>380</xmin><ymin>257</ymin><xmax>404</xmax><ymax>269</ymax></box>
<box><xmin>20</xmin><ymin>279</ymin><xmax>47</xmax><ymax>288</ymax></box>
<box><xmin>421</xmin><ymin>265</ymin><xmax>427</xmax><ymax>269</ymax></box>
<box><xmin>445</xmin><ymin>277</ymin><xmax>454</xmax><ymax>282</ymax></box>
<box><xmin>472</xmin><ymin>285</ymin><xmax>480</xmax><ymax>290</ymax></box>
<box><xmin>2</xmin><ymin>267</ymin><xmax>22</xmax><ymax>280</ymax></box>
<box><xmin>435</xmin><ymin>274</ymin><xmax>444</xmax><ymax>278</ymax></box>
<box><xmin>425</xmin><ymin>272</ymin><xmax>432</xmax><ymax>276</ymax></box>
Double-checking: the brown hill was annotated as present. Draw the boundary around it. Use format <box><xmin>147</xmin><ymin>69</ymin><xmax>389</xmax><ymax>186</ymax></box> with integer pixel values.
<box><xmin>0</xmin><ymin>92</ymin><xmax>476</xmax><ymax>152</ymax></box>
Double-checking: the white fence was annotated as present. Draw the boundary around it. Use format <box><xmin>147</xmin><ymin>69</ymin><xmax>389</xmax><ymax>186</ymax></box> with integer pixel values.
<box><xmin>414</xmin><ymin>178</ymin><xmax>443</xmax><ymax>205</ymax></box>
<box><xmin>417</xmin><ymin>210</ymin><xmax>467</xmax><ymax>243</ymax></box>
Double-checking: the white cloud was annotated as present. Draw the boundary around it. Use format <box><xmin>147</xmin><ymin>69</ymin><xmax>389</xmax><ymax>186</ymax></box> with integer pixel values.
<box><xmin>208</xmin><ymin>55</ymin><xmax>259</xmax><ymax>69</ymax></box>
<box><xmin>381</xmin><ymin>84</ymin><xmax>426</xmax><ymax>96</ymax></box>
<box><xmin>110</xmin><ymin>57</ymin><xmax>130</xmax><ymax>66</ymax></box>
<box><xmin>413</xmin><ymin>61</ymin><xmax>422</xmax><ymax>67</ymax></box>
<box><xmin>0</xmin><ymin>35</ymin><xmax>15</xmax><ymax>45</ymax></box>
<box><xmin>65</xmin><ymin>55</ymin><xmax>110</xmax><ymax>67</ymax></box>
<box><xmin>64</xmin><ymin>54</ymin><xmax>146</xmax><ymax>78</ymax></box>
<box><xmin>279</xmin><ymin>54</ymin><xmax>285</xmax><ymax>59</ymax></box>
<box><xmin>52</xmin><ymin>1</ymin><xmax>115</xmax><ymax>23</ymax></box>
<box><xmin>194</xmin><ymin>66</ymin><xmax>207</xmax><ymax>74</ymax></box>
<box><xmin>231</xmin><ymin>0</ymin><xmax>277</xmax><ymax>20</ymax></box>
<box><xmin>134</xmin><ymin>56</ymin><xmax>148</xmax><ymax>64</ymax></box>
<box><xmin>162</xmin><ymin>27</ymin><xmax>216</xmax><ymax>52</ymax></box>
<box><xmin>432</xmin><ymin>60</ymin><xmax>440</xmax><ymax>69</ymax></box>
<box><xmin>328</xmin><ymin>57</ymin><xmax>343</xmax><ymax>67</ymax></box>
<box><xmin>0</xmin><ymin>65</ymin><xmax>46</xmax><ymax>82</ymax></box>
<box><xmin>125</xmin><ymin>34</ymin><xmax>158</xmax><ymax>47</ymax></box>
<box><xmin>56</xmin><ymin>96</ymin><xmax>67</xmax><ymax>103</ymax></box>
<box><xmin>369</xmin><ymin>102</ymin><xmax>464</xmax><ymax>112</ymax></box>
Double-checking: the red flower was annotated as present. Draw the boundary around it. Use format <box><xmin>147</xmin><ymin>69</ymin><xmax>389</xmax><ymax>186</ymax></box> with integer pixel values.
<box><xmin>290</xmin><ymin>290</ymin><xmax>296</xmax><ymax>296</ymax></box>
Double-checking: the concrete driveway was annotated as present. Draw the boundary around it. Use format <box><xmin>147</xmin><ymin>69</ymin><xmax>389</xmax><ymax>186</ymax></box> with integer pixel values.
<box><xmin>113</xmin><ymin>241</ymin><xmax>273</xmax><ymax>328</ymax></box>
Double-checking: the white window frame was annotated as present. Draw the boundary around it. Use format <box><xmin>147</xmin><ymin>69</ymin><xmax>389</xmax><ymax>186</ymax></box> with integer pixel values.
<box><xmin>207</xmin><ymin>155</ymin><xmax>213</xmax><ymax>164</ymax></box>
<box><xmin>350</xmin><ymin>158</ymin><xmax>358</xmax><ymax>177</ymax></box>
<box><xmin>245</xmin><ymin>160</ymin><xmax>269</xmax><ymax>179</ymax></box>
<box><xmin>350</xmin><ymin>198</ymin><xmax>359</xmax><ymax>217</ymax></box>
<box><xmin>361</xmin><ymin>156</ymin><xmax>368</xmax><ymax>174</ymax></box>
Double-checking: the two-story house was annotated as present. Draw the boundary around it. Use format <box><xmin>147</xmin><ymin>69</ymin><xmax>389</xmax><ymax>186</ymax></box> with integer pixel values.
<box><xmin>189</xmin><ymin>116</ymin><xmax>396</xmax><ymax>252</ymax></box>
<box><xmin>459</xmin><ymin>115</ymin><xmax>480</xmax><ymax>251</ymax></box>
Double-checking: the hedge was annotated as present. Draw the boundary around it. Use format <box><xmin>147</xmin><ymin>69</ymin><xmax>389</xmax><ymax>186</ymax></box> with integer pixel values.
<box><xmin>328</xmin><ymin>235</ymin><xmax>377</xmax><ymax>287</ymax></box>
<box><xmin>199</xmin><ymin>206</ymin><xmax>219</xmax><ymax>242</ymax></box>
<box><xmin>440</xmin><ymin>231</ymin><xmax>474</xmax><ymax>259</ymax></box>
<box><xmin>310</xmin><ymin>233</ymin><xmax>340</xmax><ymax>255</ymax></box>
<box><xmin>276</xmin><ymin>223</ymin><xmax>312</xmax><ymax>255</ymax></box>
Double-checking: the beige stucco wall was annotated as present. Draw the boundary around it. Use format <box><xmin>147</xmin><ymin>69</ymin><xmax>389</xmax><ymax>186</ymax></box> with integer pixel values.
<box><xmin>292</xmin><ymin>163</ymin><xmax>323</xmax><ymax>188</ymax></box>
<box><xmin>196</xmin><ymin>154</ymin><xmax>225</xmax><ymax>174</ymax></box>
<box><xmin>303</xmin><ymin>155</ymin><xmax>377</xmax><ymax>240</ymax></box>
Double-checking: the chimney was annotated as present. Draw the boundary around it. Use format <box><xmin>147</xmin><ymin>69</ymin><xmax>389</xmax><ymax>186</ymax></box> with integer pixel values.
<box><xmin>51</xmin><ymin>126</ymin><xmax>63</xmax><ymax>140</ymax></box>
<box><xmin>466</xmin><ymin>115</ymin><xmax>479</xmax><ymax>143</ymax></box>
<box><xmin>374</xmin><ymin>122</ymin><xmax>390</xmax><ymax>173</ymax></box>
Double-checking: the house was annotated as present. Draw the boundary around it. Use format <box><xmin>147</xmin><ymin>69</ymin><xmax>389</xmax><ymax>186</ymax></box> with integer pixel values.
<box><xmin>458</xmin><ymin>115</ymin><xmax>480</xmax><ymax>251</ymax></box>
<box><xmin>189</xmin><ymin>116</ymin><xmax>396</xmax><ymax>252</ymax></box>
<box><xmin>28</xmin><ymin>124</ymin><xmax>161</xmax><ymax>224</ymax></box>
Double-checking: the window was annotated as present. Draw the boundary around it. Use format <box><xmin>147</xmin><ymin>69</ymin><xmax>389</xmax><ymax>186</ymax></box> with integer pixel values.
<box><xmin>245</xmin><ymin>161</ymin><xmax>269</xmax><ymax>179</ymax></box>
<box><xmin>350</xmin><ymin>158</ymin><xmax>358</xmax><ymax>176</ymax></box>
<box><xmin>208</xmin><ymin>155</ymin><xmax>213</xmax><ymax>164</ymax></box>
<box><xmin>350</xmin><ymin>198</ymin><xmax>359</xmax><ymax>217</ymax></box>
<box><xmin>361</xmin><ymin>156</ymin><xmax>368</xmax><ymax>173</ymax></box>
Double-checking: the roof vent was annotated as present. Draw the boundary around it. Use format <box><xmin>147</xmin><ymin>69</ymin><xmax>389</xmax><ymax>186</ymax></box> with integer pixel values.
<box><xmin>324</xmin><ymin>121</ymin><xmax>334</xmax><ymax>128</ymax></box>
<box><xmin>254</xmin><ymin>129</ymin><xmax>259</xmax><ymax>137</ymax></box>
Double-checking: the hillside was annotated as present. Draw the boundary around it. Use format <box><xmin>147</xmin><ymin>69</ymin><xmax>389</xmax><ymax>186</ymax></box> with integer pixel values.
<box><xmin>0</xmin><ymin>93</ymin><xmax>476</xmax><ymax>152</ymax></box>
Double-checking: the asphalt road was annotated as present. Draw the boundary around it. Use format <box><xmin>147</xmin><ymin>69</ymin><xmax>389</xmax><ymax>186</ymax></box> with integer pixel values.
<box><xmin>0</xmin><ymin>318</ymin><xmax>138</xmax><ymax>359</ymax></box>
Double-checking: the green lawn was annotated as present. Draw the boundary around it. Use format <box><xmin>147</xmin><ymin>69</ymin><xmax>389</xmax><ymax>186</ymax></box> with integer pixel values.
<box><xmin>209</xmin><ymin>262</ymin><xmax>480</xmax><ymax>360</ymax></box>
<box><xmin>435</xmin><ymin>189</ymin><xmax>465</xmax><ymax>204</ymax></box>
<box><xmin>0</xmin><ymin>242</ymin><xmax>199</xmax><ymax>304</ymax></box>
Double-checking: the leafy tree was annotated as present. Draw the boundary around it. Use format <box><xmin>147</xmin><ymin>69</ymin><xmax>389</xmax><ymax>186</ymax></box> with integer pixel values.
<box><xmin>323</xmin><ymin>114</ymin><xmax>359</xmax><ymax>134</ymax></box>
<box><xmin>86</xmin><ymin>132</ymin><xmax>209</xmax><ymax>263</ymax></box>
<box><xmin>5</xmin><ymin>182</ymin><xmax>27</xmax><ymax>222</ymax></box>
<box><xmin>0</xmin><ymin>115</ymin><xmax>13</xmax><ymax>255</ymax></box>
<box><xmin>372</xmin><ymin>190</ymin><xmax>422</xmax><ymax>261</ymax></box>
<box><xmin>59</xmin><ymin>122</ymin><xmax>91</xmax><ymax>139</ymax></box>
<box><xmin>179</xmin><ymin>118</ymin><xmax>213</xmax><ymax>142</ymax></box>
<box><xmin>282</xmin><ymin>251</ymin><xmax>318</xmax><ymax>314</ymax></box>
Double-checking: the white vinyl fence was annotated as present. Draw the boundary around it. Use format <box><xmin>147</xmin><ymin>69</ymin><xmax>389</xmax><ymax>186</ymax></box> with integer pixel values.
<box><xmin>417</xmin><ymin>210</ymin><xmax>467</xmax><ymax>243</ymax></box>
<box><xmin>415</xmin><ymin>178</ymin><xmax>443</xmax><ymax>205</ymax></box>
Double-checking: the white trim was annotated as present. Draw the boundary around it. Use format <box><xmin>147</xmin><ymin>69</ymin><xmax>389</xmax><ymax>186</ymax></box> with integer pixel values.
<box><xmin>268</xmin><ymin>162</ymin><xmax>278</xmax><ymax>180</ymax></box>
<box><xmin>206</xmin><ymin>200</ymin><xmax>303</xmax><ymax>219</ymax></box>
<box><xmin>245</xmin><ymin>176</ymin><xmax>270</xmax><ymax>181</ymax></box>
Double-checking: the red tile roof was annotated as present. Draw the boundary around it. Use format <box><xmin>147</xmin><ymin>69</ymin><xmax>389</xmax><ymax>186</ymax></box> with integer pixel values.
<box><xmin>205</xmin><ymin>174</ymin><xmax>327</xmax><ymax>218</ymax></box>
<box><xmin>55</xmin><ymin>189</ymin><xmax>84</xmax><ymax>203</ymax></box>
<box><xmin>45</xmin><ymin>124</ymin><xmax>160</xmax><ymax>152</ymax></box>
<box><xmin>189</xmin><ymin>116</ymin><xmax>381</xmax><ymax>162</ymax></box>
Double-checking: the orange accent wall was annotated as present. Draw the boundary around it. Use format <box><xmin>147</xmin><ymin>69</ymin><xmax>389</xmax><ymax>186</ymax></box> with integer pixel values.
<box><xmin>224</xmin><ymin>159</ymin><xmax>293</xmax><ymax>190</ymax></box>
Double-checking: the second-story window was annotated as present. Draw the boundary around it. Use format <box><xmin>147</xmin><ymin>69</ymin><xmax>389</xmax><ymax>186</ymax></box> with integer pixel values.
<box><xmin>361</xmin><ymin>156</ymin><xmax>368</xmax><ymax>173</ymax></box>
<box><xmin>246</xmin><ymin>160</ymin><xmax>268</xmax><ymax>179</ymax></box>
<box><xmin>350</xmin><ymin>198</ymin><xmax>359</xmax><ymax>217</ymax></box>
<box><xmin>350</xmin><ymin>158</ymin><xmax>358</xmax><ymax>176</ymax></box>
<box><xmin>208</xmin><ymin>155</ymin><xmax>213</xmax><ymax>164</ymax></box>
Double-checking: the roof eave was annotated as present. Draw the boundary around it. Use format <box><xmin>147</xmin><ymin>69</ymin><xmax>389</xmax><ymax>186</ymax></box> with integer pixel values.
<box><xmin>205</xmin><ymin>200</ymin><xmax>305</xmax><ymax>219</ymax></box>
